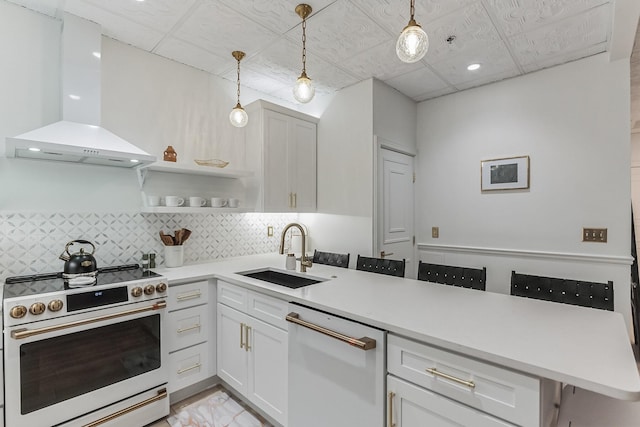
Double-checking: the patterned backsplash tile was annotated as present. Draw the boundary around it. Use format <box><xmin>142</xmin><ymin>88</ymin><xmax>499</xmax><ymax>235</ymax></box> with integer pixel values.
<box><xmin>0</xmin><ymin>212</ymin><xmax>296</xmax><ymax>280</ymax></box>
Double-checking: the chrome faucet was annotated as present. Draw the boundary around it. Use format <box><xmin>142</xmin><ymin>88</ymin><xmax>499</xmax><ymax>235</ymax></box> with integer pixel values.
<box><xmin>279</xmin><ymin>222</ymin><xmax>312</xmax><ymax>272</ymax></box>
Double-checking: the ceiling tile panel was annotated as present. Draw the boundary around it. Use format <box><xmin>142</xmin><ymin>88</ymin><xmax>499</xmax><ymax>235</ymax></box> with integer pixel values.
<box><xmin>221</xmin><ymin>67</ymin><xmax>289</xmax><ymax>95</ymax></box>
<box><xmin>82</xmin><ymin>0</ymin><xmax>197</xmax><ymax>32</ymax></box>
<box><xmin>219</xmin><ymin>0</ymin><xmax>336</xmax><ymax>35</ymax></box>
<box><xmin>454</xmin><ymin>68</ymin><xmax>521</xmax><ymax>90</ymax></box>
<box><xmin>340</xmin><ymin>40</ymin><xmax>424</xmax><ymax>80</ymax></box>
<box><xmin>520</xmin><ymin>42</ymin><xmax>606</xmax><ymax>72</ymax></box>
<box><xmin>65</xmin><ymin>0</ymin><xmax>164</xmax><ymax>51</ymax></box>
<box><xmin>172</xmin><ymin>1</ymin><xmax>280</xmax><ymax>59</ymax></box>
<box><xmin>486</xmin><ymin>0</ymin><xmax>610</xmax><ymax>36</ymax></box>
<box><xmin>385</xmin><ymin>66</ymin><xmax>450</xmax><ymax>97</ymax></box>
<box><xmin>297</xmin><ymin>0</ymin><xmax>391</xmax><ymax>63</ymax></box>
<box><xmin>508</xmin><ymin>4</ymin><xmax>610</xmax><ymax>66</ymax></box>
<box><xmin>424</xmin><ymin>2</ymin><xmax>503</xmax><ymax>64</ymax></box>
<box><xmin>154</xmin><ymin>37</ymin><xmax>230</xmax><ymax>74</ymax></box>
<box><xmin>430</xmin><ymin>41</ymin><xmax>520</xmax><ymax>85</ymax></box>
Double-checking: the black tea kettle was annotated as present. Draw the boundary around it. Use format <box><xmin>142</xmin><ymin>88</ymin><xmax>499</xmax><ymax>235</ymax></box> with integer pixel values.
<box><xmin>59</xmin><ymin>240</ymin><xmax>98</xmax><ymax>278</ymax></box>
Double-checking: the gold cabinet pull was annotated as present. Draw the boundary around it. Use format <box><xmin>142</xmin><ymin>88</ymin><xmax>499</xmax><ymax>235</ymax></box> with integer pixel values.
<box><xmin>82</xmin><ymin>388</ymin><xmax>167</xmax><ymax>427</ymax></box>
<box><xmin>245</xmin><ymin>324</ymin><xmax>252</xmax><ymax>351</ymax></box>
<box><xmin>177</xmin><ymin>362</ymin><xmax>202</xmax><ymax>375</ymax></box>
<box><xmin>240</xmin><ymin>322</ymin><xmax>245</xmax><ymax>349</ymax></box>
<box><xmin>286</xmin><ymin>312</ymin><xmax>377</xmax><ymax>350</ymax></box>
<box><xmin>288</xmin><ymin>192</ymin><xmax>293</xmax><ymax>208</ymax></box>
<box><xmin>12</xmin><ymin>301</ymin><xmax>166</xmax><ymax>340</ymax></box>
<box><xmin>176</xmin><ymin>291</ymin><xmax>202</xmax><ymax>301</ymax></box>
<box><xmin>426</xmin><ymin>367</ymin><xmax>475</xmax><ymax>389</ymax></box>
<box><xmin>293</xmin><ymin>193</ymin><xmax>297</xmax><ymax>208</ymax></box>
<box><xmin>388</xmin><ymin>391</ymin><xmax>396</xmax><ymax>427</ymax></box>
<box><xmin>177</xmin><ymin>324</ymin><xmax>201</xmax><ymax>334</ymax></box>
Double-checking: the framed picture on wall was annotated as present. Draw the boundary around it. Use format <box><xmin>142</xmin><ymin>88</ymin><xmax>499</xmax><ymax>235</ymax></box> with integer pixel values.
<box><xmin>481</xmin><ymin>156</ymin><xmax>530</xmax><ymax>191</ymax></box>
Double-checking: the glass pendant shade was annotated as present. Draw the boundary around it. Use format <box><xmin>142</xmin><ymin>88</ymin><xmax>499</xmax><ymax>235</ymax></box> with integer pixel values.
<box><xmin>396</xmin><ymin>22</ymin><xmax>429</xmax><ymax>63</ymax></box>
<box><xmin>229</xmin><ymin>103</ymin><xmax>248</xmax><ymax>128</ymax></box>
<box><xmin>293</xmin><ymin>72</ymin><xmax>315</xmax><ymax>104</ymax></box>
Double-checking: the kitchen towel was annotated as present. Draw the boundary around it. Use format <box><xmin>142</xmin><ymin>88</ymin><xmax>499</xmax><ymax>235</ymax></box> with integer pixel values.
<box><xmin>167</xmin><ymin>390</ymin><xmax>266</xmax><ymax>427</ymax></box>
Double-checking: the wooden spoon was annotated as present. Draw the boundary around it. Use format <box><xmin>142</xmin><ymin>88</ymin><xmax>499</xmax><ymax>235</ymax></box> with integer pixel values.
<box><xmin>180</xmin><ymin>228</ymin><xmax>192</xmax><ymax>244</ymax></box>
<box><xmin>159</xmin><ymin>231</ymin><xmax>173</xmax><ymax>246</ymax></box>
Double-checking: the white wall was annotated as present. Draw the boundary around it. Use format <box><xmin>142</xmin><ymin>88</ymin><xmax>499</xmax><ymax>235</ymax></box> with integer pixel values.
<box><xmin>416</xmin><ymin>53</ymin><xmax>633</xmax><ymax>331</ymax></box>
<box><xmin>373</xmin><ymin>79</ymin><xmax>417</xmax><ymax>154</ymax></box>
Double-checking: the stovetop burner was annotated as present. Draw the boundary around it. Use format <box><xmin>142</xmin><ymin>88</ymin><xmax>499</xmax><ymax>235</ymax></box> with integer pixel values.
<box><xmin>4</xmin><ymin>264</ymin><xmax>161</xmax><ymax>299</ymax></box>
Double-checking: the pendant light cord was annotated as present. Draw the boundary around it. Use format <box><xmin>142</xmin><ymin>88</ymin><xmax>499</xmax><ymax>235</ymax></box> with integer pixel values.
<box><xmin>236</xmin><ymin>57</ymin><xmax>241</xmax><ymax>105</ymax></box>
<box><xmin>301</xmin><ymin>16</ymin><xmax>307</xmax><ymax>75</ymax></box>
<box><xmin>410</xmin><ymin>0</ymin><xmax>415</xmax><ymax>20</ymax></box>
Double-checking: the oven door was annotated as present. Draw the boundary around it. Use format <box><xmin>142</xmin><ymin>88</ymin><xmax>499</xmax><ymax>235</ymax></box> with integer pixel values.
<box><xmin>4</xmin><ymin>300</ymin><xmax>168</xmax><ymax>427</ymax></box>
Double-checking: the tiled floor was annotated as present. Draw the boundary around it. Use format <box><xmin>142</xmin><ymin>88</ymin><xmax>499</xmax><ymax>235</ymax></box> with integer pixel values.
<box><xmin>145</xmin><ymin>385</ymin><xmax>273</xmax><ymax>427</ymax></box>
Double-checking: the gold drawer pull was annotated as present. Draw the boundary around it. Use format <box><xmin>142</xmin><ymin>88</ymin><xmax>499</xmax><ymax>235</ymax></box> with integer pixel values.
<box><xmin>286</xmin><ymin>312</ymin><xmax>377</xmax><ymax>350</ymax></box>
<box><xmin>426</xmin><ymin>367</ymin><xmax>475</xmax><ymax>389</ymax></box>
<box><xmin>177</xmin><ymin>362</ymin><xmax>202</xmax><ymax>375</ymax></box>
<box><xmin>177</xmin><ymin>324</ymin><xmax>201</xmax><ymax>334</ymax></box>
<box><xmin>388</xmin><ymin>391</ymin><xmax>396</xmax><ymax>427</ymax></box>
<box><xmin>82</xmin><ymin>388</ymin><xmax>167</xmax><ymax>427</ymax></box>
<box><xmin>176</xmin><ymin>291</ymin><xmax>202</xmax><ymax>301</ymax></box>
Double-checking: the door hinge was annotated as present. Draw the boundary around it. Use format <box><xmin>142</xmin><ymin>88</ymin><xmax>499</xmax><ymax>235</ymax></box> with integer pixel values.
<box><xmin>413</xmin><ymin>173</ymin><xmax>416</xmax><ymax>183</ymax></box>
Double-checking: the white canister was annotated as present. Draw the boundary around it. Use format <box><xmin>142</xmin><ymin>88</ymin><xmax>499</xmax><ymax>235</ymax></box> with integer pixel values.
<box><xmin>165</xmin><ymin>245</ymin><xmax>184</xmax><ymax>268</ymax></box>
<box><xmin>286</xmin><ymin>253</ymin><xmax>296</xmax><ymax>270</ymax></box>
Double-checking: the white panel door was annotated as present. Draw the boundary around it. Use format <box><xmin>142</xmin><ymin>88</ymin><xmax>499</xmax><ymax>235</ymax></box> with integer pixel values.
<box><xmin>290</xmin><ymin>118</ymin><xmax>317</xmax><ymax>212</ymax></box>
<box><xmin>378</xmin><ymin>147</ymin><xmax>414</xmax><ymax>276</ymax></box>
<box><xmin>264</xmin><ymin>109</ymin><xmax>291</xmax><ymax>212</ymax></box>
<box><xmin>247</xmin><ymin>317</ymin><xmax>288</xmax><ymax>426</ymax></box>
<box><xmin>217</xmin><ymin>304</ymin><xmax>248</xmax><ymax>393</ymax></box>
<box><xmin>388</xmin><ymin>376</ymin><xmax>516</xmax><ymax>427</ymax></box>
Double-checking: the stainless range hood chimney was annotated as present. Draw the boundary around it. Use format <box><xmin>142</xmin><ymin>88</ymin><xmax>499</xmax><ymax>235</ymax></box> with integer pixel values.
<box><xmin>5</xmin><ymin>13</ymin><xmax>156</xmax><ymax>168</ymax></box>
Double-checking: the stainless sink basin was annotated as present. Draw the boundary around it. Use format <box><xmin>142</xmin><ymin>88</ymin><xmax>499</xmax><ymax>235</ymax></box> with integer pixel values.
<box><xmin>237</xmin><ymin>268</ymin><xmax>325</xmax><ymax>289</ymax></box>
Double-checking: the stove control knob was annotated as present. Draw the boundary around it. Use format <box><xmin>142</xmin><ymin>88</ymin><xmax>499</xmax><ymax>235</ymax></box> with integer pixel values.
<box><xmin>48</xmin><ymin>299</ymin><xmax>64</xmax><ymax>312</ymax></box>
<box><xmin>131</xmin><ymin>287</ymin><xmax>143</xmax><ymax>297</ymax></box>
<box><xmin>10</xmin><ymin>305</ymin><xmax>27</xmax><ymax>319</ymax></box>
<box><xmin>144</xmin><ymin>285</ymin><xmax>155</xmax><ymax>295</ymax></box>
<box><xmin>29</xmin><ymin>302</ymin><xmax>46</xmax><ymax>316</ymax></box>
<box><xmin>156</xmin><ymin>282</ymin><xmax>167</xmax><ymax>293</ymax></box>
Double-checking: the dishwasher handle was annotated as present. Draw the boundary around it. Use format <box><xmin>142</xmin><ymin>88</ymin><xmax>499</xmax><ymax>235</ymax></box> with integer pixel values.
<box><xmin>286</xmin><ymin>312</ymin><xmax>377</xmax><ymax>351</ymax></box>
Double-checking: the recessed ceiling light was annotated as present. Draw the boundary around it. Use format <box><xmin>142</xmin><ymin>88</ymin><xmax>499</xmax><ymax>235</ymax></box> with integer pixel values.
<box><xmin>130</xmin><ymin>159</ymin><xmax>140</xmax><ymax>163</ymax></box>
<box><xmin>467</xmin><ymin>63</ymin><xmax>481</xmax><ymax>71</ymax></box>
<box><xmin>92</xmin><ymin>51</ymin><xmax>101</xmax><ymax>59</ymax></box>
<box><xmin>68</xmin><ymin>94</ymin><xmax>81</xmax><ymax>100</ymax></box>
<box><xmin>28</xmin><ymin>147</ymin><xmax>41</xmax><ymax>152</ymax></box>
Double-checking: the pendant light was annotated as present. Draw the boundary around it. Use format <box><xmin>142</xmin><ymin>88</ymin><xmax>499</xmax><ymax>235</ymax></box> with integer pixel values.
<box><xmin>396</xmin><ymin>0</ymin><xmax>429</xmax><ymax>63</ymax></box>
<box><xmin>229</xmin><ymin>50</ymin><xmax>248</xmax><ymax>128</ymax></box>
<box><xmin>293</xmin><ymin>3</ymin><xmax>315</xmax><ymax>104</ymax></box>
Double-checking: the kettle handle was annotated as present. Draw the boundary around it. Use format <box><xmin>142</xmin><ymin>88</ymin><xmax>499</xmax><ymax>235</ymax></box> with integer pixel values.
<box><xmin>61</xmin><ymin>240</ymin><xmax>96</xmax><ymax>259</ymax></box>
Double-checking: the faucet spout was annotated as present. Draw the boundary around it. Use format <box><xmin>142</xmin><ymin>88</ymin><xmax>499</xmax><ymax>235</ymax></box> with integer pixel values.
<box><xmin>279</xmin><ymin>222</ymin><xmax>312</xmax><ymax>272</ymax></box>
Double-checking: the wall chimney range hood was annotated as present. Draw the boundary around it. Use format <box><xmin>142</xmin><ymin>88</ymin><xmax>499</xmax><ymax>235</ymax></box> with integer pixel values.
<box><xmin>5</xmin><ymin>14</ymin><xmax>156</xmax><ymax>168</ymax></box>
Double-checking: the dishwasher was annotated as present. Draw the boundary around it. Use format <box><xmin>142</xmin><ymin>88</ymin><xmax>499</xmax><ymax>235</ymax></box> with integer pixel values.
<box><xmin>286</xmin><ymin>303</ymin><xmax>386</xmax><ymax>426</ymax></box>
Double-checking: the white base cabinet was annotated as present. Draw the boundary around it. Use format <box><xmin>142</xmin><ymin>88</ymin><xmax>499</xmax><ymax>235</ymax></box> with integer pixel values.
<box><xmin>388</xmin><ymin>375</ymin><xmax>516</xmax><ymax>427</ymax></box>
<box><xmin>217</xmin><ymin>281</ymin><xmax>288</xmax><ymax>426</ymax></box>
<box><xmin>167</xmin><ymin>280</ymin><xmax>215</xmax><ymax>393</ymax></box>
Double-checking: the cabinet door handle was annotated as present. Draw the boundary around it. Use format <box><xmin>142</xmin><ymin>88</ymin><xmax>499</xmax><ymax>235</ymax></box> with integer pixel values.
<box><xmin>426</xmin><ymin>367</ymin><xmax>475</xmax><ymax>389</ymax></box>
<box><xmin>293</xmin><ymin>193</ymin><xmax>297</xmax><ymax>208</ymax></box>
<box><xmin>240</xmin><ymin>322</ymin><xmax>245</xmax><ymax>349</ymax></box>
<box><xmin>177</xmin><ymin>362</ymin><xmax>202</xmax><ymax>375</ymax></box>
<box><xmin>176</xmin><ymin>291</ymin><xmax>201</xmax><ymax>301</ymax></box>
<box><xmin>177</xmin><ymin>324</ymin><xmax>201</xmax><ymax>334</ymax></box>
<box><xmin>388</xmin><ymin>391</ymin><xmax>396</xmax><ymax>427</ymax></box>
<box><xmin>380</xmin><ymin>251</ymin><xmax>394</xmax><ymax>258</ymax></box>
<box><xmin>286</xmin><ymin>312</ymin><xmax>376</xmax><ymax>350</ymax></box>
<box><xmin>245</xmin><ymin>324</ymin><xmax>252</xmax><ymax>351</ymax></box>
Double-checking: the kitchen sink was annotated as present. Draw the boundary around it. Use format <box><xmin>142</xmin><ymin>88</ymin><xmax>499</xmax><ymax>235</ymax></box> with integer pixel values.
<box><xmin>237</xmin><ymin>268</ymin><xmax>325</xmax><ymax>289</ymax></box>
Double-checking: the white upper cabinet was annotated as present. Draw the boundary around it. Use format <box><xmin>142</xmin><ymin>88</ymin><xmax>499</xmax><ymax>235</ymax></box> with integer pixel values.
<box><xmin>245</xmin><ymin>100</ymin><xmax>318</xmax><ymax>213</ymax></box>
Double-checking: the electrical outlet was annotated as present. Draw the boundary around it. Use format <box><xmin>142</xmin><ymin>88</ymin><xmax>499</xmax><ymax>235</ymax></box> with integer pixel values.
<box><xmin>267</xmin><ymin>226</ymin><xmax>274</xmax><ymax>237</ymax></box>
<box><xmin>583</xmin><ymin>228</ymin><xmax>607</xmax><ymax>243</ymax></box>
<box><xmin>432</xmin><ymin>227</ymin><xmax>439</xmax><ymax>238</ymax></box>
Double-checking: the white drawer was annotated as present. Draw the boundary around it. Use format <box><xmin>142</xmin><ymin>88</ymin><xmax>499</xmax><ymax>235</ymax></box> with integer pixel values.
<box><xmin>247</xmin><ymin>290</ymin><xmax>288</xmax><ymax>330</ymax></box>
<box><xmin>388</xmin><ymin>334</ymin><xmax>540</xmax><ymax>427</ymax></box>
<box><xmin>167</xmin><ymin>305</ymin><xmax>209</xmax><ymax>353</ymax></box>
<box><xmin>168</xmin><ymin>342</ymin><xmax>210</xmax><ymax>393</ymax></box>
<box><xmin>168</xmin><ymin>281</ymin><xmax>209</xmax><ymax>311</ymax></box>
<box><xmin>388</xmin><ymin>375</ymin><xmax>516</xmax><ymax>427</ymax></box>
<box><xmin>218</xmin><ymin>281</ymin><xmax>247</xmax><ymax>312</ymax></box>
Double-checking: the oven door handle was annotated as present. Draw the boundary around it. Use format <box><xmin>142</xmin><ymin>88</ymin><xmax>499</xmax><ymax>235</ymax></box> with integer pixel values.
<box><xmin>11</xmin><ymin>301</ymin><xmax>167</xmax><ymax>340</ymax></box>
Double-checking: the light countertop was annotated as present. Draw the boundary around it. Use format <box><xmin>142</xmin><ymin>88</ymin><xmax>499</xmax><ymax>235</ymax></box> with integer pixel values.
<box><xmin>156</xmin><ymin>253</ymin><xmax>640</xmax><ymax>401</ymax></box>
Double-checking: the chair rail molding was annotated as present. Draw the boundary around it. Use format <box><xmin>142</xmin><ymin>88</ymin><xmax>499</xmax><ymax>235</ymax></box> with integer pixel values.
<box><xmin>417</xmin><ymin>243</ymin><xmax>633</xmax><ymax>266</ymax></box>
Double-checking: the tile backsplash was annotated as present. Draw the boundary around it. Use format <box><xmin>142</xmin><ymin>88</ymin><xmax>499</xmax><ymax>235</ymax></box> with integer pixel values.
<box><xmin>0</xmin><ymin>212</ymin><xmax>296</xmax><ymax>280</ymax></box>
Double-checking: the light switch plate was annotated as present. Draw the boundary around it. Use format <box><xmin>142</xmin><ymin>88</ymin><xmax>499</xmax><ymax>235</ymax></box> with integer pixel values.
<box><xmin>267</xmin><ymin>226</ymin><xmax>274</xmax><ymax>237</ymax></box>
<box><xmin>583</xmin><ymin>228</ymin><xmax>607</xmax><ymax>243</ymax></box>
